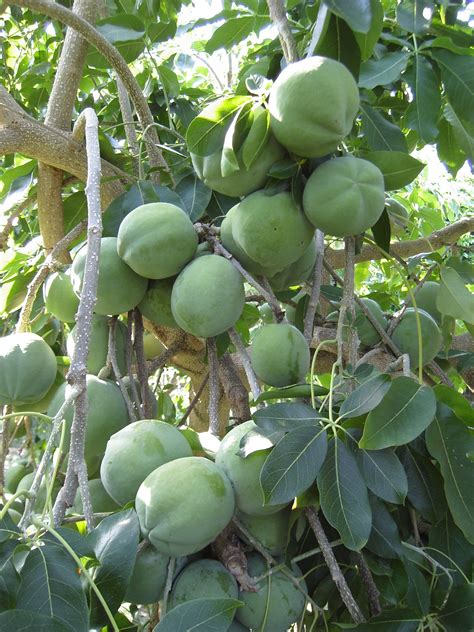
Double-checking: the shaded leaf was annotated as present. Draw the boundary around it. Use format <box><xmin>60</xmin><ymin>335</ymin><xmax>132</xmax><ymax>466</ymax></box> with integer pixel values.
<box><xmin>359</xmin><ymin>52</ymin><xmax>411</xmax><ymax>89</ymax></box>
<box><xmin>242</xmin><ymin>107</ymin><xmax>270</xmax><ymax>170</ymax></box>
<box><xmin>367</xmin><ymin>495</ymin><xmax>403</xmax><ymax>559</ymax></box>
<box><xmin>323</xmin><ymin>0</ymin><xmax>372</xmax><ymax>33</ymax></box>
<box><xmin>221</xmin><ymin>103</ymin><xmax>253</xmax><ymax>177</ymax></box>
<box><xmin>175</xmin><ymin>174</ymin><xmax>212</xmax><ymax>222</ymax></box>
<box><xmin>397</xmin><ymin>0</ymin><xmax>434</xmax><ymax>34</ymax></box>
<box><xmin>354</xmin><ymin>0</ymin><xmax>384</xmax><ymax>60</ymax></box>
<box><xmin>339</xmin><ymin>373</ymin><xmax>391</xmax><ymax>419</ymax></box>
<box><xmin>206</xmin><ymin>16</ymin><xmax>265</xmax><ymax>54</ymax></box>
<box><xmin>406</xmin><ymin>564</ymin><xmax>431</xmax><ymax>616</ymax></box>
<box><xmin>371</xmin><ymin>207</ymin><xmax>392</xmax><ymax>253</ymax></box>
<box><xmin>437</xmin><ymin>266</ymin><xmax>474</xmax><ymax>325</ymax></box>
<box><xmin>405</xmin><ymin>55</ymin><xmax>441</xmax><ymax>143</ymax></box>
<box><xmin>434</xmin><ymin>384</ymin><xmax>474</xmax><ymax>425</ymax></box>
<box><xmin>360</xmin><ymin>377</ymin><xmax>436</xmax><ymax>450</ymax></box>
<box><xmin>436</xmin><ymin>116</ymin><xmax>468</xmax><ymax>176</ymax></box>
<box><xmin>0</xmin><ymin>540</ymin><xmax>20</xmax><ymax>609</ymax></box>
<box><xmin>400</xmin><ymin>445</ymin><xmax>446</xmax><ymax>523</ymax></box>
<box><xmin>360</xmin><ymin>103</ymin><xmax>408</xmax><ymax>152</ymax></box>
<box><xmin>0</xmin><ymin>611</ymin><xmax>72</xmax><ymax>631</ymax></box>
<box><xmin>358</xmin><ymin>447</ymin><xmax>408</xmax><ymax>504</ymax></box>
<box><xmin>344</xmin><ymin>608</ymin><xmax>420</xmax><ymax>630</ymax></box>
<box><xmin>154</xmin><ymin>598</ymin><xmax>243</xmax><ymax>631</ymax></box>
<box><xmin>363</xmin><ymin>151</ymin><xmax>425</xmax><ymax>189</ymax></box>
<box><xmin>429</xmin><ymin>514</ymin><xmax>474</xmax><ymax>583</ymax></box>
<box><xmin>253</xmin><ymin>402</ymin><xmax>322</xmax><ymax>438</ymax></box>
<box><xmin>432</xmin><ymin>49</ymin><xmax>474</xmax><ymax>124</ymax></box>
<box><xmin>438</xmin><ymin>584</ymin><xmax>474</xmax><ymax>631</ymax></box>
<box><xmin>442</xmin><ymin>102</ymin><xmax>474</xmax><ymax>160</ymax></box>
<box><xmin>253</xmin><ymin>383</ymin><xmax>328</xmax><ymax>404</ymax></box>
<box><xmin>316</xmin><ymin>15</ymin><xmax>361</xmax><ymax>79</ymax></box>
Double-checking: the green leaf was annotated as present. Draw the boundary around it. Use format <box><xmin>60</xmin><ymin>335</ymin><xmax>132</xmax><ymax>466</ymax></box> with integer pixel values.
<box><xmin>429</xmin><ymin>514</ymin><xmax>474</xmax><ymax>583</ymax></box>
<box><xmin>354</xmin><ymin>0</ymin><xmax>384</xmax><ymax>60</ymax></box>
<box><xmin>419</xmin><ymin>36</ymin><xmax>474</xmax><ymax>57</ymax></box>
<box><xmin>405</xmin><ymin>564</ymin><xmax>430</xmax><ymax>616</ymax></box>
<box><xmin>241</xmin><ymin>107</ymin><xmax>270</xmax><ymax>170</ymax></box>
<box><xmin>323</xmin><ymin>0</ymin><xmax>372</xmax><ymax>33</ymax></box>
<box><xmin>158</xmin><ymin>65</ymin><xmax>180</xmax><ymax>99</ymax></box>
<box><xmin>175</xmin><ymin>174</ymin><xmax>212</xmax><ymax>222</ymax></box>
<box><xmin>267</xmin><ymin>158</ymin><xmax>300</xmax><ymax>179</ymax></box>
<box><xmin>221</xmin><ymin>103</ymin><xmax>253</xmax><ymax>177</ymax></box>
<box><xmin>425</xmin><ymin>404</ymin><xmax>474</xmax><ymax>544</ymax></box>
<box><xmin>437</xmin><ymin>267</ymin><xmax>474</xmax><ymax>325</ymax></box>
<box><xmin>186</xmin><ymin>96</ymin><xmax>253</xmax><ymax>157</ymax></box>
<box><xmin>371</xmin><ymin>208</ymin><xmax>392</xmax><ymax>256</ymax></box>
<box><xmin>405</xmin><ymin>55</ymin><xmax>441</xmax><ymax>143</ymax></box>
<box><xmin>359</xmin><ymin>52</ymin><xmax>411</xmax><ymax>89</ymax></box>
<box><xmin>342</xmin><ymin>608</ymin><xmax>420</xmax><ymax>630</ymax></box>
<box><xmin>360</xmin><ymin>103</ymin><xmax>408</xmax><ymax>152</ymax></box>
<box><xmin>442</xmin><ymin>102</ymin><xmax>474</xmax><ymax>160</ymax></box>
<box><xmin>339</xmin><ymin>373</ymin><xmax>391</xmax><ymax>419</ymax></box>
<box><xmin>253</xmin><ymin>402</ymin><xmax>322</xmax><ymax>438</ymax></box>
<box><xmin>432</xmin><ymin>49</ymin><xmax>474</xmax><ymax>124</ymax></box>
<box><xmin>400</xmin><ymin>445</ymin><xmax>446</xmax><ymax>523</ymax></box>
<box><xmin>358</xmin><ymin>448</ymin><xmax>408</xmax><ymax>504</ymax></box>
<box><xmin>436</xmin><ymin>116</ymin><xmax>468</xmax><ymax>176</ymax></box>
<box><xmin>253</xmin><ymin>384</ymin><xmax>329</xmax><ymax>404</ymax></box>
<box><xmin>438</xmin><ymin>584</ymin><xmax>474</xmax><ymax>632</ymax></box>
<box><xmin>0</xmin><ymin>611</ymin><xmax>72</xmax><ymax>631</ymax></box>
<box><xmin>88</xmin><ymin>509</ymin><xmax>140</xmax><ymax>625</ymax></box>
<box><xmin>366</xmin><ymin>495</ymin><xmax>403</xmax><ymax>559</ymax></box>
<box><xmin>360</xmin><ymin>377</ymin><xmax>436</xmax><ymax>450</ymax></box>
<box><xmin>154</xmin><ymin>598</ymin><xmax>243</xmax><ymax>631</ymax></box>
<box><xmin>87</xmin><ymin>15</ymin><xmax>146</xmax><ymax>68</ymax></box>
<box><xmin>317</xmin><ymin>437</ymin><xmax>372</xmax><ymax>551</ymax></box>
<box><xmin>434</xmin><ymin>385</ymin><xmax>474</xmax><ymax>425</ymax></box>
<box><xmin>206</xmin><ymin>16</ymin><xmax>265</xmax><ymax>53</ymax></box>
<box><xmin>16</xmin><ymin>542</ymin><xmax>89</xmax><ymax>632</ymax></box>
<box><xmin>0</xmin><ymin>540</ymin><xmax>20</xmax><ymax>609</ymax></box>
<box><xmin>397</xmin><ymin>0</ymin><xmax>434</xmax><ymax>34</ymax></box>
<box><xmin>260</xmin><ymin>425</ymin><xmax>328</xmax><ymax>505</ymax></box>
<box><xmin>316</xmin><ymin>15</ymin><xmax>361</xmax><ymax>79</ymax></box>
<box><xmin>362</xmin><ymin>151</ymin><xmax>425</xmax><ymax>190</ymax></box>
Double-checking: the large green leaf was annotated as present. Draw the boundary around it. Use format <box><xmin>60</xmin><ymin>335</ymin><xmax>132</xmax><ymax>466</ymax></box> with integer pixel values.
<box><xmin>154</xmin><ymin>598</ymin><xmax>243</xmax><ymax>631</ymax></box>
<box><xmin>405</xmin><ymin>564</ymin><xmax>431</xmax><ymax>616</ymax></box>
<box><xmin>323</xmin><ymin>0</ymin><xmax>372</xmax><ymax>33</ymax></box>
<box><xmin>253</xmin><ymin>402</ymin><xmax>322</xmax><ymax>437</ymax></box>
<box><xmin>354</xmin><ymin>0</ymin><xmax>384</xmax><ymax>60</ymax></box>
<box><xmin>16</xmin><ymin>542</ymin><xmax>89</xmax><ymax>631</ymax></box>
<box><xmin>426</xmin><ymin>405</ymin><xmax>474</xmax><ymax>543</ymax></box>
<box><xmin>363</xmin><ymin>151</ymin><xmax>425</xmax><ymax>189</ymax></box>
<box><xmin>317</xmin><ymin>437</ymin><xmax>372</xmax><ymax>551</ymax></box>
<box><xmin>360</xmin><ymin>377</ymin><xmax>436</xmax><ymax>450</ymax></box>
<box><xmin>358</xmin><ymin>447</ymin><xmax>408</xmax><ymax>504</ymax></box>
<box><xmin>438</xmin><ymin>584</ymin><xmax>474</xmax><ymax>632</ymax></box>
<box><xmin>405</xmin><ymin>54</ymin><xmax>441</xmax><ymax>143</ymax></box>
<box><xmin>360</xmin><ymin>103</ymin><xmax>408</xmax><ymax>152</ymax></box>
<box><xmin>437</xmin><ymin>266</ymin><xmax>474</xmax><ymax>325</ymax></box>
<box><xmin>206</xmin><ymin>16</ymin><xmax>267</xmax><ymax>54</ymax></box>
<box><xmin>88</xmin><ymin>509</ymin><xmax>140</xmax><ymax>625</ymax></box>
<box><xmin>316</xmin><ymin>15</ymin><xmax>361</xmax><ymax>79</ymax></box>
<box><xmin>87</xmin><ymin>15</ymin><xmax>146</xmax><ymax>68</ymax></box>
<box><xmin>442</xmin><ymin>102</ymin><xmax>474</xmax><ymax>160</ymax></box>
<box><xmin>339</xmin><ymin>373</ymin><xmax>391</xmax><ymax>419</ymax></box>
<box><xmin>434</xmin><ymin>385</ymin><xmax>474</xmax><ymax>425</ymax></box>
<box><xmin>436</xmin><ymin>116</ymin><xmax>468</xmax><ymax>176</ymax></box>
<box><xmin>175</xmin><ymin>174</ymin><xmax>212</xmax><ymax>222</ymax></box>
<box><xmin>0</xmin><ymin>540</ymin><xmax>20</xmax><ymax>610</ymax></box>
<box><xmin>0</xmin><ymin>611</ymin><xmax>72</xmax><ymax>631</ymax></box>
<box><xmin>366</xmin><ymin>496</ymin><xmax>403</xmax><ymax>559</ymax></box>
<box><xmin>397</xmin><ymin>0</ymin><xmax>434</xmax><ymax>34</ymax></box>
<box><xmin>432</xmin><ymin>49</ymin><xmax>474</xmax><ymax>124</ymax></box>
<box><xmin>429</xmin><ymin>514</ymin><xmax>474</xmax><ymax>583</ymax></box>
<box><xmin>260</xmin><ymin>425</ymin><xmax>327</xmax><ymax>505</ymax></box>
<box><xmin>359</xmin><ymin>52</ymin><xmax>411</xmax><ymax>89</ymax></box>
<box><xmin>400</xmin><ymin>445</ymin><xmax>446</xmax><ymax>523</ymax></box>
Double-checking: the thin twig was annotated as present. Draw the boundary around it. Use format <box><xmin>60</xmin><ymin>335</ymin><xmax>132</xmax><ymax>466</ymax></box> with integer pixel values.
<box><xmin>207</xmin><ymin>337</ymin><xmax>220</xmax><ymax>435</ymax></box>
<box><xmin>126</xmin><ymin>314</ymin><xmax>143</xmax><ymax>417</ymax></box>
<box><xmin>353</xmin><ymin>551</ymin><xmax>382</xmax><ymax>616</ymax></box>
<box><xmin>116</xmin><ymin>75</ymin><xmax>140</xmax><ymax>174</ymax></box>
<box><xmin>160</xmin><ymin>557</ymin><xmax>176</xmax><ymax>618</ymax></box>
<box><xmin>304</xmin><ymin>230</ymin><xmax>325</xmax><ymax>343</ymax></box>
<box><xmin>107</xmin><ymin>317</ymin><xmax>137</xmax><ymax>422</ymax></box>
<box><xmin>336</xmin><ymin>237</ymin><xmax>358</xmax><ymax>368</ymax></box>
<box><xmin>219</xmin><ymin>352</ymin><xmax>252</xmax><ymax>423</ymax></box>
<box><xmin>228</xmin><ymin>327</ymin><xmax>261</xmax><ymax>401</ymax></box>
<box><xmin>0</xmin><ymin>406</ymin><xmax>10</xmax><ymax>499</ymax></box>
<box><xmin>133</xmin><ymin>310</ymin><xmax>153</xmax><ymax>418</ymax></box>
<box><xmin>148</xmin><ymin>338</ymin><xmax>183</xmax><ymax>374</ymax></box>
<box><xmin>266</xmin><ymin>0</ymin><xmax>299</xmax><ymax>63</ymax></box>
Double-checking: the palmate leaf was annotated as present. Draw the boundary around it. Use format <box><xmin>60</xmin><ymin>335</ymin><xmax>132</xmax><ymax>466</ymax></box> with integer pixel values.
<box><xmin>154</xmin><ymin>598</ymin><xmax>242</xmax><ymax>631</ymax></box>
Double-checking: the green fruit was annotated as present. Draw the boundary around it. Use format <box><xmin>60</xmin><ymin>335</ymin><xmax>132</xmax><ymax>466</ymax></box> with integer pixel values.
<box><xmin>407</xmin><ymin>281</ymin><xmax>442</xmax><ymax>324</ymax></box>
<box><xmin>101</xmin><ymin>419</ymin><xmax>192</xmax><ymax>506</ymax></box>
<box><xmin>355</xmin><ymin>298</ymin><xmax>388</xmax><ymax>347</ymax></box>
<box><xmin>215</xmin><ymin>420</ymin><xmax>287</xmax><ymax>516</ymax></box>
<box><xmin>4</xmin><ymin>462</ymin><xmax>32</xmax><ymax>494</ymax></box>
<box><xmin>67</xmin><ymin>314</ymin><xmax>127</xmax><ymax>376</ymax></box>
<box><xmin>258</xmin><ymin>303</ymin><xmax>274</xmax><ymax>324</ymax></box>
<box><xmin>17</xmin><ymin>471</ymin><xmax>60</xmax><ymax>512</ymax></box>
<box><xmin>170</xmin><ymin>559</ymin><xmax>238</xmax><ymax>609</ymax></box>
<box><xmin>237</xmin><ymin>507</ymin><xmax>291</xmax><ymax>555</ymax></box>
<box><xmin>386</xmin><ymin>198</ymin><xmax>409</xmax><ymax>235</ymax></box>
<box><xmin>0</xmin><ymin>333</ymin><xmax>57</xmax><ymax>406</ymax></box>
<box><xmin>268</xmin><ymin>56</ymin><xmax>360</xmax><ymax>158</ymax></box>
<box><xmin>251</xmin><ymin>324</ymin><xmax>310</xmax><ymax>387</ymax></box>
<box><xmin>14</xmin><ymin>371</ymin><xmax>65</xmax><ymax>414</ymax></box>
<box><xmin>303</xmin><ymin>156</ymin><xmax>385</xmax><ymax>237</ymax></box>
<box><xmin>138</xmin><ymin>279</ymin><xmax>179</xmax><ymax>329</ymax></box>
<box><xmin>267</xmin><ymin>237</ymin><xmax>317</xmax><ymax>291</ymax></box>
<box><xmin>117</xmin><ymin>203</ymin><xmax>198</xmax><ymax>280</ymax></box>
<box><xmin>142</xmin><ymin>332</ymin><xmax>166</xmax><ymax>359</ymax></box>
<box><xmin>48</xmin><ymin>375</ymin><xmax>129</xmax><ymax>463</ymax></box>
<box><xmin>171</xmin><ymin>255</ymin><xmax>245</xmax><ymax>338</ymax></box>
<box><xmin>71</xmin><ymin>237</ymin><xmax>147</xmax><ymax>316</ymax></box>
<box><xmin>136</xmin><ymin>456</ymin><xmax>235</xmax><ymax>556</ymax></box>
<box><xmin>391</xmin><ymin>308</ymin><xmax>442</xmax><ymax>368</ymax></box>
<box><xmin>125</xmin><ymin>543</ymin><xmax>170</xmax><ymax>604</ymax></box>
<box><xmin>235</xmin><ymin>553</ymin><xmax>307</xmax><ymax>631</ymax></box>
<box><xmin>231</xmin><ymin>190</ymin><xmax>314</xmax><ymax>271</ymax></box>
<box><xmin>43</xmin><ymin>270</ymin><xmax>80</xmax><ymax>323</ymax></box>
<box><xmin>73</xmin><ymin>478</ymin><xmax>120</xmax><ymax>514</ymax></box>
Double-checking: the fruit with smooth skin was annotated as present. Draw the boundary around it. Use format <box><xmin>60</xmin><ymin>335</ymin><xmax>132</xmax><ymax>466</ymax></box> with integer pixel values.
<box><xmin>169</xmin><ymin>559</ymin><xmax>238</xmax><ymax>609</ymax></box>
<box><xmin>231</xmin><ymin>190</ymin><xmax>314</xmax><ymax>271</ymax></box>
<box><xmin>73</xmin><ymin>478</ymin><xmax>120</xmax><ymax>514</ymax></box>
<box><xmin>268</xmin><ymin>56</ymin><xmax>360</xmax><ymax>158</ymax></box>
<box><xmin>267</xmin><ymin>237</ymin><xmax>317</xmax><ymax>291</ymax></box>
<box><xmin>303</xmin><ymin>156</ymin><xmax>385</xmax><ymax>237</ymax></box>
<box><xmin>5</xmin><ymin>462</ymin><xmax>32</xmax><ymax>494</ymax></box>
<box><xmin>117</xmin><ymin>203</ymin><xmax>198</xmax><ymax>280</ymax></box>
<box><xmin>138</xmin><ymin>279</ymin><xmax>179</xmax><ymax>329</ymax></box>
<box><xmin>101</xmin><ymin>419</ymin><xmax>192</xmax><ymax>506</ymax></box>
<box><xmin>251</xmin><ymin>323</ymin><xmax>310</xmax><ymax>387</ymax></box>
<box><xmin>48</xmin><ymin>374</ymin><xmax>129</xmax><ymax>464</ymax></box>
<box><xmin>0</xmin><ymin>333</ymin><xmax>57</xmax><ymax>406</ymax></box>
<box><xmin>237</xmin><ymin>507</ymin><xmax>291</xmax><ymax>555</ymax></box>
<box><xmin>407</xmin><ymin>281</ymin><xmax>442</xmax><ymax>324</ymax></box>
<box><xmin>71</xmin><ymin>237</ymin><xmax>147</xmax><ymax>316</ymax></box>
<box><xmin>354</xmin><ymin>298</ymin><xmax>388</xmax><ymax>347</ymax></box>
<box><xmin>135</xmin><ymin>456</ymin><xmax>235</xmax><ymax>556</ymax></box>
<box><xmin>390</xmin><ymin>308</ymin><xmax>442</xmax><ymax>368</ymax></box>
<box><xmin>67</xmin><ymin>314</ymin><xmax>127</xmax><ymax>376</ymax></box>
<box><xmin>235</xmin><ymin>553</ymin><xmax>307</xmax><ymax>631</ymax></box>
<box><xmin>14</xmin><ymin>372</ymin><xmax>65</xmax><ymax>414</ymax></box>
<box><xmin>171</xmin><ymin>255</ymin><xmax>245</xmax><ymax>338</ymax></box>
<box><xmin>215</xmin><ymin>420</ymin><xmax>287</xmax><ymax>516</ymax></box>
<box><xmin>142</xmin><ymin>332</ymin><xmax>166</xmax><ymax>359</ymax></box>
<box><xmin>125</xmin><ymin>543</ymin><xmax>170</xmax><ymax>604</ymax></box>
<box><xmin>43</xmin><ymin>270</ymin><xmax>80</xmax><ymax>323</ymax></box>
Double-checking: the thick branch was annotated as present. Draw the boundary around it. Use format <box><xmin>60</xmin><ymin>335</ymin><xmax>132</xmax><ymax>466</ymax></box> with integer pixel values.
<box><xmin>218</xmin><ymin>352</ymin><xmax>251</xmax><ymax>423</ymax></box>
<box><xmin>266</xmin><ymin>0</ymin><xmax>298</xmax><ymax>63</ymax></box>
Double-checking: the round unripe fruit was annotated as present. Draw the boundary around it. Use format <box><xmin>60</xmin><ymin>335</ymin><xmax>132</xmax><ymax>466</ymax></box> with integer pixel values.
<box><xmin>215</xmin><ymin>420</ymin><xmax>287</xmax><ymax>516</ymax></box>
<box><xmin>237</xmin><ymin>507</ymin><xmax>291</xmax><ymax>555</ymax></box>
<box><xmin>391</xmin><ymin>308</ymin><xmax>442</xmax><ymax>368</ymax></box>
<box><xmin>235</xmin><ymin>553</ymin><xmax>307</xmax><ymax>631</ymax></box>
<box><xmin>231</xmin><ymin>190</ymin><xmax>314</xmax><ymax>271</ymax></box>
<box><xmin>171</xmin><ymin>255</ymin><xmax>245</xmax><ymax>338</ymax></box>
<box><xmin>267</xmin><ymin>237</ymin><xmax>317</xmax><ymax>291</ymax></box>
<box><xmin>48</xmin><ymin>375</ymin><xmax>129</xmax><ymax>464</ymax></box>
<box><xmin>0</xmin><ymin>333</ymin><xmax>57</xmax><ymax>406</ymax></box>
<box><xmin>5</xmin><ymin>462</ymin><xmax>32</xmax><ymax>494</ymax></box>
<box><xmin>407</xmin><ymin>281</ymin><xmax>442</xmax><ymax>324</ymax></box>
<box><xmin>142</xmin><ymin>332</ymin><xmax>166</xmax><ymax>359</ymax></box>
<box><xmin>71</xmin><ymin>237</ymin><xmax>147</xmax><ymax>315</ymax></box>
<box><xmin>125</xmin><ymin>543</ymin><xmax>170</xmax><ymax>604</ymax></box>
<box><xmin>73</xmin><ymin>478</ymin><xmax>120</xmax><ymax>515</ymax></box>
<box><xmin>43</xmin><ymin>270</ymin><xmax>79</xmax><ymax>323</ymax></box>
<box><xmin>268</xmin><ymin>56</ymin><xmax>359</xmax><ymax>158</ymax></box>
<box><xmin>386</xmin><ymin>198</ymin><xmax>409</xmax><ymax>235</ymax></box>
<box><xmin>67</xmin><ymin>314</ymin><xmax>127</xmax><ymax>376</ymax></box>
<box><xmin>138</xmin><ymin>279</ymin><xmax>179</xmax><ymax>329</ymax></box>
<box><xmin>117</xmin><ymin>203</ymin><xmax>198</xmax><ymax>280</ymax></box>
<box><xmin>355</xmin><ymin>298</ymin><xmax>388</xmax><ymax>347</ymax></box>
<box><xmin>251</xmin><ymin>324</ymin><xmax>310</xmax><ymax>387</ymax></box>
<box><xmin>170</xmin><ymin>559</ymin><xmax>238</xmax><ymax>609</ymax></box>
<box><xmin>101</xmin><ymin>419</ymin><xmax>192</xmax><ymax>506</ymax></box>
<box><xmin>136</xmin><ymin>456</ymin><xmax>235</xmax><ymax>556</ymax></box>
<box><xmin>303</xmin><ymin>156</ymin><xmax>385</xmax><ymax>237</ymax></box>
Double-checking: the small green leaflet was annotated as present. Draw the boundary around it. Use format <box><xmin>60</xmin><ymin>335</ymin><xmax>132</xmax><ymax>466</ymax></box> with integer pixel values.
<box><xmin>154</xmin><ymin>598</ymin><xmax>243</xmax><ymax>631</ymax></box>
<box><xmin>366</xmin><ymin>495</ymin><xmax>403</xmax><ymax>559</ymax></box>
<box><xmin>433</xmin><ymin>384</ymin><xmax>474</xmax><ymax>425</ymax></box>
<box><xmin>339</xmin><ymin>373</ymin><xmax>391</xmax><ymax>419</ymax></box>
<box><xmin>359</xmin><ymin>52</ymin><xmax>411</xmax><ymax>89</ymax></box>
<box><xmin>221</xmin><ymin>102</ymin><xmax>253</xmax><ymax>177</ymax></box>
<box><xmin>360</xmin><ymin>102</ymin><xmax>408</xmax><ymax>152</ymax></box>
<box><xmin>241</xmin><ymin>107</ymin><xmax>270</xmax><ymax>170</ymax></box>
<box><xmin>360</xmin><ymin>376</ymin><xmax>436</xmax><ymax>450</ymax></box>
<box><xmin>358</xmin><ymin>448</ymin><xmax>408</xmax><ymax>504</ymax></box>
<box><xmin>437</xmin><ymin>266</ymin><xmax>474</xmax><ymax>325</ymax></box>
<box><xmin>397</xmin><ymin>0</ymin><xmax>433</xmax><ymax>34</ymax></box>
<box><xmin>363</xmin><ymin>151</ymin><xmax>425</xmax><ymax>190</ymax></box>
<box><xmin>260</xmin><ymin>425</ymin><xmax>328</xmax><ymax>505</ymax></box>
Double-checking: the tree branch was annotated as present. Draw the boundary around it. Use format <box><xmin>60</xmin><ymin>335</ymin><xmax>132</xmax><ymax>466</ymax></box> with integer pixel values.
<box><xmin>266</xmin><ymin>0</ymin><xmax>298</xmax><ymax>63</ymax></box>
<box><xmin>304</xmin><ymin>230</ymin><xmax>325</xmax><ymax>343</ymax></box>
<box><xmin>207</xmin><ymin>337</ymin><xmax>220</xmax><ymax>435</ymax></box>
